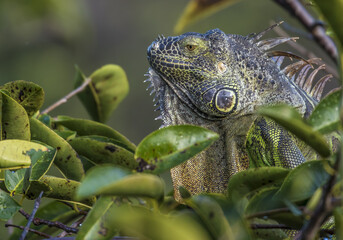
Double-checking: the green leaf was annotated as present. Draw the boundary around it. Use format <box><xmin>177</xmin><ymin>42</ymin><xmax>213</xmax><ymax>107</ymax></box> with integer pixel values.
<box><xmin>308</xmin><ymin>90</ymin><xmax>341</xmax><ymax>134</ymax></box>
<box><xmin>26</xmin><ymin>175</ymin><xmax>94</xmax><ymax>207</ymax></box>
<box><xmin>4</xmin><ymin>168</ymin><xmax>28</xmax><ymax>196</ymax></box>
<box><xmin>258</xmin><ymin>104</ymin><xmax>331</xmax><ymax>157</ymax></box>
<box><xmin>135</xmin><ymin>125</ymin><xmax>219</xmax><ymax>174</ymax></box>
<box><xmin>174</xmin><ymin>0</ymin><xmax>241</xmax><ymax>34</ymax></box>
<box><xmin>1</xmin><ymin>80</ymin><xmax>44</xmax><ymax>117</ymax></box>
<box><xmin>0</xmin><ymin>189</ymin><xmax>21</xmax><ymax>221</ymax></box>
<box><xmin>274</xmin><ymin>160</ymin><xmax>331</xmax><ymax>202</ymax></box>
<box><xmin>76</xmin><ymin>196</ymin><xmax>116</xmax><ymax>240</ymax></box>
<box><xmin>55</xmin><ymin>116</ymin><xmax>136</xmax><ymax>152</ymax></box>
<box><xmin>28</xmin><ymin>147</ymin><xmax>56</xmax><ymax>181</ymax></box>
<box><xmin>68</xmin><ymin>136</ymin><xmax>137</xmax><ymax>169</ymax></box>
<box><xmin>245</xmin><ymin>187</ymin><xmax>285</xmax><ymax>215</ymax></box>
<box><xmin>227</xmin><ymin>167</ymin><xmax>290</xmax><ymax>201</ymax></box>
<box><xmin>30</xmin><ymin>118</ymin><xmax>85</xmax><ymax>181</ymax></box>
<box><xmin>0</xmin><ymin>140</ymin><xmax>49</xmax><ymax>170</ymax></box>
<box><xmin>0</xmin><ymin>91</ymin><xmax>30</xmax><ymax>141</ymax></box>
<box><xmin>76</xmin><ymin>165</ymin><xmax>165</xmax><ymax>201</ymax></box>
<box><xmin>185</xmin><ymin>195</ymin><xmax>233</xmax><ymax>239</ymax></box>
<box><xmin>54</xmin><ymin>130</ymin><xmax>77</xmax><ymax>141</ymax></box>
<box><xmin>100</xmin><ymin>204</ymin><xmax>212</xmax><ymax>240</ymax></box>
<box><xmin>75</xmin><ymin>64</ymin><xmax>129</xmax><ymax>123</ymax></box>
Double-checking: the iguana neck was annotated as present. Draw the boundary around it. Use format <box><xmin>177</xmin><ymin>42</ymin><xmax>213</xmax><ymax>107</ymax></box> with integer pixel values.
<box><xmin>149</xmin><ymin>68</ymin><xmax>253</xmax><ymax>199</ymax></box>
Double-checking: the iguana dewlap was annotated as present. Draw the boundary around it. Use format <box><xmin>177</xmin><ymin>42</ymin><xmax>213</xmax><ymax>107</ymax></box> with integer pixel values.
<box><xmin>146</xmin><ymin>23</ymin><xmax>331</xmax><ymax>201</ymax></box>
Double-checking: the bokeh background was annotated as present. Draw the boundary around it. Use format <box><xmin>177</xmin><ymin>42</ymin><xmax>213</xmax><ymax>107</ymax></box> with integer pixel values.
<box><xmin>0</xmin><ymin>0</ymin><xmax>339</xmax><ymax>237</ymax></box>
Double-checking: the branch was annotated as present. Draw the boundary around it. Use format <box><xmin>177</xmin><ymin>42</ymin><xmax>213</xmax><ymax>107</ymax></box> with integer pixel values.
<box><xmin>41</xmin><ymin>77</ymin><xmax>92</xmax><ymax>114</ymax></box>
<box><xmin>272</xmin><ymin>0</ymin><xmax>338</xmax><ymax>63</ymax></box>
<box><xmin>5</xmin><ymin>223</ymin><xmax>51</xmax><ymax>239</ymax></box>
<box><xmin>19</xmin><ymin>191</ymin><xmax>43</xmax><ymax>240</ymax></box>
<box><xmin>19</xmin><ymin>208</ymin><xmax>79</xmax><ymax>234</ymax></box>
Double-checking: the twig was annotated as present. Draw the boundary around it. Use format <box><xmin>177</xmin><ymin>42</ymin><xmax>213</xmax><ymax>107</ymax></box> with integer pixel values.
<box><xmin>272</xmin><ymin>0</ymin><xmax>338</xmax><ymax>63</ymax></box>
<box><xmin>294</xmin><ymin>152</ymin><xmax>340</xmax><ymax>240</ymax></box>
<box><xmin>19</xmin><ymin>191</ymin><xmax>43</xmax><ymax>240</ymax></box>
<box><xmin>246</xmin><ymin>206</ymin><xmax>306</xmax><ymax>220</ymax></box>
<box><xmin>57</xmin><ymin>215</ymin><xmax>86</xmax><ymax>238</ymax></box>
<box><xmin>5</xmin><ymin>223</ymin><xmax>51</xmax><ymax>238</ymax></box>
<box><xmin>19</xmin><ymin>208</ymin><xmax>79</xmax><ymax>234</ymax></box>
<box><xmin>42</xmin><ymin>77</ymin><xmax>92</xmax><ymax>114</ymax></box>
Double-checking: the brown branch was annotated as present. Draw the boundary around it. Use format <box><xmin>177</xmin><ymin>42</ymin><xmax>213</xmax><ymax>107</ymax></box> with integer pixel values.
<box><xmin>57</xmin><ymin>215</ymin><xmax>86</xmax><ymax>238</ymax></box>
<box><xmin>5</xmin><ymin>223</ymin><xmax>51</xmax><ymax>238</ymax></box>
<box><xmin>272</xmin><ymin>0</ymin><xmax>338</xmax><ymax>63</ymax></box>
<box><xmin>41</xmin><ymin>77</ymin><xmax>92</xmax><ymax>114</ymax></box>
<box><xmin>19</xmin><ymin>208</ymin><xmax>79</xmax><ymax>234</ymax></box>
<box><xmin>19</xmin><ymin>191</ymin><xmax>43</xmax><ymax>240</ymax></box>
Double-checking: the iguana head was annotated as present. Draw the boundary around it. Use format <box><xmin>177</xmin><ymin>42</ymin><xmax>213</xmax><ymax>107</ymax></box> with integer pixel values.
<box><xmin>147</xmin><ymin>25</ymin><xmax>319</xmax><ymax>122</ymax></box>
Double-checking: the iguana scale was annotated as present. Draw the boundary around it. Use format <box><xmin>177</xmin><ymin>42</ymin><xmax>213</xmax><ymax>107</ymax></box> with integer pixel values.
<box><xmin>146</xmin><ymin>23</ymin><xmax>333</xmax><ymax>201</ymax></box>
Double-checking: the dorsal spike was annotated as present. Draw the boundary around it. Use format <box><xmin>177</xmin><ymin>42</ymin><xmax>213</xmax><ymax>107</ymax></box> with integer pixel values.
<box><xmin>257</xmin><ymin>37</ymin><xmax>298</xmax><ymax>51</ymax></box>
<box><xmin>311</xmin><ymin>74</ymin><xmax>332</xmax><ymax>100</ymax></box>
<box><xmin>282</xmin><ymin>61</ymin><xmax>308</xmax><ymax>78</ymax></box>
<box><xmin>267</xmin><ymin>51</ymin><xmax>310</xmax><ymax>64</ymax></box>
<box><xmin>303</xmin><ymin>64</ymin><xmax>325</xmax><ymax>93</ymax></box>
<box><xmin>271</xmin><ymin>56</ymin><xmax>285</xmax><ymax>68</ymax></box>
<box><xmin>296</xmin><ymin>65</ymin><xmax>312</xmax><ymax>88</ymax></box>
<box><xmin>250</xmin><ymin>21</ymin><xmax>284</xmax><ymax>41</ymax></box>
<box><xmin>324</xmin><ymin>87</ymin><xmax>341</xmax><ymax>98</ymax></box>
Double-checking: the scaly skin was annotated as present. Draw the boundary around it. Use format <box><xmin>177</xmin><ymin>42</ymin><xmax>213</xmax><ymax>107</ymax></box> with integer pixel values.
<box><xmin>146</xmin><ymin>26</ymin><xmax>321</xmax><ymax>201</ymax></box>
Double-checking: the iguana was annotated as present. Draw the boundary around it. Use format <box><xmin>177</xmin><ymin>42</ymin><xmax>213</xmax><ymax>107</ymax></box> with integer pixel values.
<box><xmin>145</xmin><ymin>23</ymin><xmax>335</xmax><ymax>201</ymax></box>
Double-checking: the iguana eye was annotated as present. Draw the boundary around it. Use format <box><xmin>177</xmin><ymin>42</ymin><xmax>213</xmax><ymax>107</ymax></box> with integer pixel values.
<box><xmin>185</xmin><ymin>44</ymin><xmax>197</xmax><ymax>51</ymax></box>
<box><xmin>215</xmin><ymin>89</ymin><xmax>236</xmax><ymax>113</ymax></box>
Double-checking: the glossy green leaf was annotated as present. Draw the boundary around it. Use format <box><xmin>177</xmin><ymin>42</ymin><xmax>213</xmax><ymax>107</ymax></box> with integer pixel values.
<box><xmin>227</xmin><ymin>167</ymin><xmax>290</xmax><ymax>201</ymax></box>
<box><xmin>308</xmin><ymin>90</ymin><xmax>341</xmax><ymax>134</ymax></box>
<box><xmin>102</xmin><ymin>204</ymin><xmax>212</xmax><ymax>240</ymax></box>
<box><xmin>55</xmin><ymin>116</ymin><xmax>136</xmax><ymax>152</ymax></box>
<box><xmin>334</xmin><ymin>207</ymin><xmax>343</xmax><ymax>240</ymax></box>
<box><xmin>79</xmin><ymin>155</ymin><xmax>96</xmax><ymax>172</ymax></box>
<box><xmin>30</xmin><ymin>117</ymin><xmax>85</xmax><ymax>181</ymax></box>
<box><xmin>76</xmin><ymin>196</ymin><xmax>116</xmax><ymax>240</ymax></box>
<box><xmin>0</xmin><ymin>91</ymin><xmax>30</xmax><ymax>141</ymax></box>
<box><xmin>135</xmin><ymin>125</ymin><xmax>219</xmax><ymax>174</ymax></box>
<box><xmin>1</xmin><ymin>80</ymin><xmax>44</xmax><ymax>117</ymax></box>
<box><xmin>174</xmin><ymin>0</ymin><xmax>241</xmax><ymax>34</ymax></box>
<box><xmin>76</xmin><ymin>165</ymin><xmax>164</xmax><ymax>201</ymax></box>
<box><xmin>75</xmin><ymin>64</ymin><xmax>129</xmax><ymax>123</ymax></box>
<box><xmin>274</xmin><ymin>160</ymin><xmax>331</xmax><ymax>202</ymax></box>
<box><xmin>68</xmin><ymin>136</ymin><xmax>137</xmax><ymax>169</ymax></box>
<box><xmin>0</xmin><ymin>189</ymin><xmax>21</xmax><ymax>221</ymax></box>
<box><xmin>0</xmin><ymin>140</ymin><xmax>49</xmax><ymax>170</ymax></box>
<box><xmin>258</xmin><ymin>104</ymin><xmax>331</xmax><ymax>157</ymax></box>
<box><xmin>185</xmin><ymin>195</ymin><xmax>233</xmax><ymax>239</ymax></box>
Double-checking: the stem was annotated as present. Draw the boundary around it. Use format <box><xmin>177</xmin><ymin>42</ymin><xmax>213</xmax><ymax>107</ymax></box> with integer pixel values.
<box><xmin>41</xmin><ymin>77</ymin><xmax>92</xmax><ymax>114</ymax></box>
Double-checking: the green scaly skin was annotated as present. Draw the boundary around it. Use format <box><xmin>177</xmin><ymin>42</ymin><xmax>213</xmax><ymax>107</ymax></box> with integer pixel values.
<box><xmin>146</xmin><ymin>26</ymin><xmax>322</xmax><ymax>201</ymax></box>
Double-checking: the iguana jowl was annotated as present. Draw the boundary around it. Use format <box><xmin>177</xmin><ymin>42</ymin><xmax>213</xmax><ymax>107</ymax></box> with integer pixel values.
<box><xmin>146</xmin><ymin>23</ymin><xmax>332</xmax><ymax>201</ymax></box>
